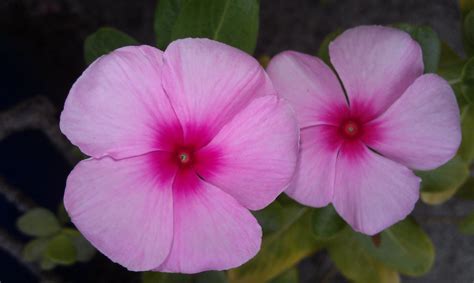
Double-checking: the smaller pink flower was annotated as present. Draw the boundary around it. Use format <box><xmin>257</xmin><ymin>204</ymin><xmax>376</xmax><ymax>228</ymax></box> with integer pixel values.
<box><xmin>267</xmin><ymin>25</ymin><xmax>461</xmax><ymax>235</ymax></box>
<box><xmin>60</xmin><ymin>39</ymin><xmax>299</xmax><ymax>272</ymax></box>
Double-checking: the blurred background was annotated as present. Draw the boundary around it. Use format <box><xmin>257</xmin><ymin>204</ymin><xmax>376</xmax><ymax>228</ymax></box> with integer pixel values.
<box><xmin>0</xmin><ymin>0</ymin><xmax>472</xmax><ymax>282</ymax></box>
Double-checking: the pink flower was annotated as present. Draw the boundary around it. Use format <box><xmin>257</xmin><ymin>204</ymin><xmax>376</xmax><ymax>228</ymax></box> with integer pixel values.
<box><xmin>267</xmin><ymin>25</ymin><xmax>461</xmax><ymax>235</ymax></box>
<box><xmin>60</xmin><ymin>39</ymin><xmax>299</xmax><ymax>272</ymax></box>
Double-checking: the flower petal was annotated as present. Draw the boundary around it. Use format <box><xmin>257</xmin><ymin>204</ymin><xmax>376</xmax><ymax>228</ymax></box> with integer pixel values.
<box><xmin>60</xmin><ymin>45</ymin><xmax>182</xmax><ymax>159</ymax></box>
<box><xmin>156</xmin><ymin>170</ymin><xmax>261</xmax><ymax>273</ymax></box>
<box><xmin>332</xmin><ymin>142</ymin><xmax>420</xmax><ymax>235</ymax></box>
<box><xmin>267</xmin><ymin>51</ymin><xmax>348</xmax><ymax>127</ymax></box>
<box><xmin>329</xmin><ymin>25</ymin><xmax>423</xmax><ymax>119</ymax></box>
<box><xmin>363</xmin><ymin>74</ymin><xmax>461</xmax><ymax>170</ymax></box>
<box><xmin>286</xmin><ymin>125</ymin><xmax>342</xmax><ymax>207</ymax></box>
<box><xmin>162</xmin><ymin>38</ymin><xmax>274</xmax><ymax>147</ymax></box>
<box><xmin>64</xmin><ymin>152</ymin><xmax>176</xmax><ymax>271</ymax></box>
<box><xmin>195</xmin><ymin>96</ymin><xmax>299</xmax><ymax>210</ymax></box>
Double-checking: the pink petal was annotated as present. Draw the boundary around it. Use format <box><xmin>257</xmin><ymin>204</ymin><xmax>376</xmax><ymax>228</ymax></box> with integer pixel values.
<box><xmin>286</xmin><ymin>125</ymin><xmax>342</xmax><ymax>207</ymax></box>
<box><xmin>162</xmin><ymin>38</ymin><xmax>274</xmax><ymax>146</ymax></box>
<box><xmin>156</xmin><ymin>170</ymin><xmax>261</xmax><ymax>273</ymax></box>
<box><xmin>329</xmin><ymin>25</ymin><xmax>423</xmax><ymax>119</ymax></box>
<box><xmin>267</xmin><ymin>51</ymin><xmax>348</xmax><ymax>127</ymax></box>
<box><xmin>60</xmin><ymin>45</ymin><xmax>182</xmax><ymax>159</ymax></box>
<box><xmin>364</xmin><ymin>74</ymin><xmax>461</xmax><ymax>170</ymax></box>
<box><xmin>332</xmin><ymin>142</ymin><xmax>420</xmax><ymax>235</ymax></box>
<box><xmin>195</xmin><ymin>96</ymin><xmax>299</xmax><ymax>210</ymax></box>
<box><xmin>64</xmin><ymin>152</ymin><xmax>176</xmax><ymax>271</ymax></box>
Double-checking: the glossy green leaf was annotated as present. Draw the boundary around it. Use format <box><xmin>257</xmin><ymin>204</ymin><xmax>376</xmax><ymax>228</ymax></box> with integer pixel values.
<box><xmin>464</xmin><ymin>10</ymin><xmax>474</xmax><ymax>56</ymax></box>
<box><xmin>23</xmin><ymin>238</ymin><xmax>49</xmax><ymax>262</ymax></box>
<box><xmin>461</xmin><ymin>0</ymin><xmax>474</xmax><ymax>17</ymax></box>
<box><xmin>317</xmin><ymin>29</ymin><xmax>342</xmax><ymax>65</ymax></box>
<box><xmin>328</xmin><ymin>228</ymin><xmax>400</xmax><ymax>283</ymax></box>
<box><xmin>63</xmin><ymin>228</ymin><xmax>96</xmax><ymax>262</ymax></box>
<box><xmin>421</xmin><ymin>186</ymin><xmax>459</xmax><ymax>205</ymax></box>
<box><xmin>459</xmin><ymin>211</ymin><xmax>474</xmax><ymax>234</ymax></box>
<box><xmin>462</xmin><ymin>57</ymin><xmax>474</xmax><ymax>103</ymax></box>
<box><xmin>455</xmin><ymin>176</ymin><xmax>474</xmax><ymax>200</ymax></box>
<box><xmin>395</xmin><ymin>24</ymin><xmax>441</xmax><ymax>73</ymax></box>
<box><xmin>459</xmin><ymin>103</ymin><xmax>474</xmax><ymax>162</ymax></box>
<box><xmin>269</xmin><ymin>267</ymin><xmax>298</xmax><ymax>283</ymax></box>
<box><xmin>17</xmin><ymin>208</ymin><xmax>61</xmax><ymax>237</ymax></box>
<box><xmin>45</xmin><ymin>234</ymin><xmax>76</xmax><ymax>265</ymax></box>
<box><xmin>356</xmin><ymin>218</ymin><xmax>434</xmax><ymax>276</ymax></box>
<box><xmin>142</xmin><ymin>272</ymin><xmax>192</xmax><ymax>283</ymax></box>
<box><xmin>84</xmin><ymin>27</ymin><xmax>138</xmax><ymax>65</ymax></box>
<box><xmin>154</xmin><ymin>0</ymin><xmax>184</xmax><ymax>49</ymax></box>
<box><xmin>253</xmin><ymin>201</ymin><xmax>284</xmax><ymax>234</ymax></box>
<box><xmin>417</xmin><ymin>156</ymin><xmax>469</xmax><ymax>193</ymax></box>
<box><xmin>40</xmin><ymin>257</ymin><xmax>56</xmax><ymax>271</ymax></box>
<box><xmin>229</xmin><ymin>206</ymin><xmax>320</xmax><ymax>283</ymax></box>
<box><xmin>310</xmin><ymin>204</ymin><xmax>346</xmax><ymax>239</ymax></box>
<box><xmin>159</xmin><ymin>0</ymin><xmax>259</xmax><ymax>54</ymax></box>
<box><xmin>437</xmin><ymin>42</ymin><xmax>464</xmax><ymax>82</ymax></box>
<box><xmin>195</xmin><ymin>271</ymin><xmax>228</xmax><ymax>283</ymax></box>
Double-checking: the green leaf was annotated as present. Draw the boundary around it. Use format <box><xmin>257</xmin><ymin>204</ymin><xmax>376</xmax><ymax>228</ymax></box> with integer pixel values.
<box><xmin>310</xmin><ymin>204</ymin><xmax>346</xmax><ymax>239</ymax></box>
<box><xmin>253</xmin><ymin>201</ymin><xmax>284</xmax><ymax>234</ymax></box>
<box><xmin>268</xmin><ymin>267</ymin><xmax>298</xmax><ymax>283</ymax></box>
<box><xmin>57</xmin><ymin>203</ymin><xmax>70</xmax><ymax>225</ymax></box>
<box><xmin>437</xmin><ymin>42</ymin><xmax>465</xmax><ymax>82</ymax></box>
<box><xmin>421</xmin><ymin>186</ymin><xmax>460</xmax><ymax>205</ymax></box>
<box><xmin>23</xmin><ymin>238</ymin><xmax>50</xmax><ymax>262</ymax></box>
<box><xmin>455</xmin><ymin>176</ymin><xmax>474</xmax><ymax>200</ymax></box>
<box><xmin>462</xmin><ymin>57</ymin><xmax>474</xmax><ymax>103</ymax></box>
<box><xmin>45</xmin><ymin>233</ymin><xmax>76</xmax><ymax>265</ymax></box>
<box><xmin>63</xmin><ymin>228</ymin><xmax>96</xmax><ymax>262</ymax></box>
<box><xmin>459</xmin><ymin>103</ymin><xmax>474</xmax><ymax>162</ymax></box>
<box><xmin>459</xmin><ymin>211</ymin><xmax>474</xmax><ymax>234</ymax></box>
<box><xmin>317</xmin><ymin>29</ymin><xmax>342</xmax><ymax>65</ymax></box>
<box><xmin>154</xmin><ymin>0</ymin><xmax>184</xmax><ymax>49</ymax></box>
<box><xmin>229</xmin><ymin>206</ymin><xmax>320</xmax><ymax>283</ymax></box>
<box><xmin>328</xmin><ymin>228</ymin><xmax>400</xmax><ymax>283</ymax></box>
<box><xmin>395</xmin><ymin>24</ymin><xmax>441</xmax><ymax>73</ymax></box>
<box><xmin>464</xmin><ymin>10</ymin><xmax>474</xmax><ymax>56</ymax></box>
<box><xmin>461</xmin><ymin>0</ymin><xmax>474</xmax><ymax>18</ymax></box>
<box><xmin>17</xmin><ymin>208</ymin><xmax>61</xmax><ymax>237</ymax></box>
<box><xmin>195</xmin><ymin>271</ymin><xmax>228</xmax><ymax>283</ymax></box>
<box><xmin>142</xmin><ymin>272</ymin><xmax>192</xmax><ymax>283</ymax></box>
<box><xmin>159</xmin><ymin>0</ymin><xmax>259</xmax><ymax>54</ymax></box>
<box><xmin>356</xmin><ymin>218</ymin><xmax>434</xmax><ymax>276</ymax></box>
<box><xmin>417</xmin><ymin>156</ymin><xmax>469</xmax><ymax>193</ymax></box>
<box><xmin>40</xmin><ymin>257</ymin><xmax>56</xmax><ymax>271</ymax></box>
<box><xmin>84</xmin><ymin>27</ymin><xmax>138</xmax><ymax>65</ymax></box>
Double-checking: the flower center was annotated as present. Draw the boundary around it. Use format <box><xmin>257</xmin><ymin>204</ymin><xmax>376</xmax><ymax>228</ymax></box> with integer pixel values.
<box><xmin>340</xmin><ymin>120</ymin><xmax>361</xmax><ymax>139</ymax></box>
<box><xmin>176</xmin><ymin>149</ymin><xmax>193</xmax><ymax>166</ymax></box>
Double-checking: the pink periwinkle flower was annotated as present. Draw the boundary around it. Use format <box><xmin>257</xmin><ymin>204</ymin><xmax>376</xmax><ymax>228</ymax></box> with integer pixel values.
<box><xmin>267</xmin><ymin>25</ymin><xmax>461</xmax><ymax>235</ymax></box>
<box><xmin>60</xmin><ymin>39</ymin><xmax>299</xmax><ymax>272</ymax></box>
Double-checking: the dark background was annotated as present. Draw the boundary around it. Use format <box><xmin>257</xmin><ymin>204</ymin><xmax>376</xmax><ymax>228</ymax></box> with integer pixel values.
<box><xmin>0</xmin><ymin>0</ymin><xmax>473</xmax><ymax>282</ymax></box>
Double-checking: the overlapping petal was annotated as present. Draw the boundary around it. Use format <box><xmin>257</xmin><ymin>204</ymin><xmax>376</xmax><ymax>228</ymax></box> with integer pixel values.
<box><xmin>156</xmin><ymin>171</ymin><xmax>261</xmax><ymax>273</ymax></box>
<box><xmin>285</xmin><ymin>125</ymin><xmax>342</xmax><ymax>207</ymax></box>
<box><xmin>364</xmin><ymin>74</ymin><xmax>461</xmax><ymax>170</ymax></box>
<box><xmin>162</xmin><ymin>38</ymin><xmax>274</xmax><ymax>147</ymax></box>
<box><xmin>267</xmin><ymin>51</ymin><xmax>348</xmax><ymax>127</ymax></box>
<box><xmin>332</xmin><ymin>142</ymin><xmax>421</xmax><ymax>235</ymax></box>
<box><xmin>196</xmin><ymin>96</ymin><xmax>298</xmax><ymax>210</ymax></box>
<box><xmin>60</xmin><ymin>46</ymin><xmax>182</xmax><ymax>159</ymax></box>
<box><xmin>329</xmin><ymin>25</ymin><xmax>423</xmax><ymax>119</ymax></box>
<box><xmin>64</xmin><ymin>152</ymin><xmax>177</xmax><ymax>271</ymax></box>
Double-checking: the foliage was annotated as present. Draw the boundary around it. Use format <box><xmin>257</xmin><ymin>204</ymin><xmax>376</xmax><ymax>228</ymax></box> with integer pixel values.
<box><xmin>71</xmin><ymin>0</ymin><xmax>474</xmax><ymax>282</ymax></box>
<box><xmin>17</xmin><ymin>206</ymin><xmax>96</xmax><ymax>270</ymax></box>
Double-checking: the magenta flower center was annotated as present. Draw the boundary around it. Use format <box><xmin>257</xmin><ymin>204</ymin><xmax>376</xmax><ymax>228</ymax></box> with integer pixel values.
<box><xmin>339</xmin><ymin>119</ymin><xmax>362</xmax><ymax>139</ymax></box>
<box><xmin>174</xmin><ymin>147</ymin><xmax>196</xmax><ymax>167</ymax></box>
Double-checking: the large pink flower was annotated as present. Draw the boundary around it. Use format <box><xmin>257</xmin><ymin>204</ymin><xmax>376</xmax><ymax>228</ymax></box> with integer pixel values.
<box><xmin>60</xmin><ymin>39</ymin><xmax>299</xmax><ymax>272</ymax></box>
<box><xmin>267</xmin><ymin>25</ymin><xmax>461</xmax><ymax>235</ymax></box>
